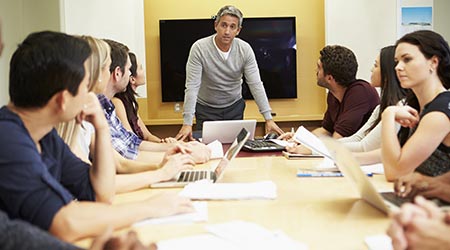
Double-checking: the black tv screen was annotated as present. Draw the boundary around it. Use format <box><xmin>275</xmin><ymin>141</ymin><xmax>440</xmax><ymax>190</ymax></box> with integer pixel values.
<box><xmin>159</xmin><ymin>17</ymin><xmax>297</xmax><ymax>102</ymax></box>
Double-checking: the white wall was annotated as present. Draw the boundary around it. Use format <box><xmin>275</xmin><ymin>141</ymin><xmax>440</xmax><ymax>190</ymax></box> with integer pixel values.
<box><xmin>435</xmin><ymin>0</ymin><xmax>450</xmax><ymax>42</ymax></box>
<box><xmin>326</xmin><ymin>0</ymin><xmax>450</xmax><ymax>83</ymax></box>
<box><xmin>61</xmin><ymin>0</ymin><xmax>147</xmax><ymax>97</ymax></box>
<box><xmin>325</xmin><ymin>0</ymin><xmax>397</xmax><ymax>82</ymax></box>
<box><xmin>0</xmin><ymin>0</ymin><xmax>60</xmax><ymax>106</ymax></box>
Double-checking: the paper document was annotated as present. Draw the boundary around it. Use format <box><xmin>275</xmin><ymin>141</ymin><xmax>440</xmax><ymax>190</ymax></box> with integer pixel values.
<box><xmin>365</xmin><ymin>234</ymin><xmax>393</xmax><ymax>250</ymax></box>
<box><xmin>268</xmin><ymin>138</ymin><xmax>295</xmax><ymax>148</ymax></box>
<box><xmin>293</xmin><ymin>126</ymin><xmax>333</xmax><ymax>158</ymax></box>
<box><xmin>293</xmin><ymin>126</ymin><xmax>337</xmax><ymax>170</ymax></box>
<box><xmin>361</xmin><ymin>163</ymin><xmax>384</xmax><ymax>174</ymax></box>
<box><xmin>157</xmin><ymin>220</ymin><xmax>308</xmax><ymax>250</ymax></box>
<box><xmin>133</xmin><ymin>201</ymin><xmax>207</xmax><ymax>227</ymax></box>
<box><xmin>207</xmin><ymin>140</ymin><xmax>224</xmax><ymax>159</ymax></box>
<box><xmin>179</xmin><ymin>180</ymin><xmax>277</xmax><ymax>200</ymax></box>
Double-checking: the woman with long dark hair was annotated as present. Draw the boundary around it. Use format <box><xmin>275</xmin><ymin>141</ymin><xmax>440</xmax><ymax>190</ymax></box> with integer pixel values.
<box><xmin>113</xmin><ymin>52</ymin><xmax>176</xmax><ymax>143</ymax></box>
<box><xmin>339</xmin><ymin>45</ymin><xmax>408</xmax><ymax>153</ymax></box>
<box><xmin>382</xmin><ymin>30</ymin><xmax>450</xmax><ymax>182</ymax></box>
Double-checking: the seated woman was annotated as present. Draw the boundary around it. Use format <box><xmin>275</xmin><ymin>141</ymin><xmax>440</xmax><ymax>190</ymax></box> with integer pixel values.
<box><xmin>382</xmin><ymin>30</ymin><xmax>450</xmax><ymax>181</ymax></box>
<box><xmin>342</xmin><ymin>45</ymin><xmax>408</xmax><ymax>165</ymax></box>
<box><xmin>112</xmin><ymin>52</ymin><xmax>176</xmax><ymax>143</ymax></box>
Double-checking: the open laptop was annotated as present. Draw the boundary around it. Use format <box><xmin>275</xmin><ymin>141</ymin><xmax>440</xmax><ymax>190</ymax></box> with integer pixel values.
<box><xmin>201</xmin><ymin>120</ymin><xmax>256</xmax><ymax>144</ymax></box>
<box><xmin>151</xmin><ymin>128</ymin><xmax>250</xmax><ymax>188</ymax></box>
<box><xmin>320</xmin><ymin>137</ymin><xmax>450</xmax><ymax>214</ymax></box>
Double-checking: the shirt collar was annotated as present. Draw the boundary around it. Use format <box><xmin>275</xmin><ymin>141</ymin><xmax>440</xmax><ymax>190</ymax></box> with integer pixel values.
<box><xmin>97</xmin><ymin>94</ymin><xmax>115</xmax><ymax>115</ymax></box>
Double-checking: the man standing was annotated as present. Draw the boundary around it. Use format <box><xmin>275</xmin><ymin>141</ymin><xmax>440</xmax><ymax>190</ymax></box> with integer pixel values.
<box><xmin>176</xmin><ymin>5</ymin><xmax>283</xmax><ymax>141</ymax></box>
<box><xmin>313</xmin><ymin>45</ymin><xmax>379</xmax><ymax>138</ymax></box>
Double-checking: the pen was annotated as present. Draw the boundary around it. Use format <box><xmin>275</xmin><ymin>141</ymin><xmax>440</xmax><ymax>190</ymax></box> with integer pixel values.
<box><xmin>291</xmin><ymin>127</ymin><xmax>294</xmax><ymax>134</ymax></box>
<box><xmin>296</xmin><ymin>171</ymin><xmax>373</xmax><ymax>177</ymax></box>
<box><xmin>297</xmin><ymin>171</ymin><xmax>342</xmax><ymax>177</ymax></box>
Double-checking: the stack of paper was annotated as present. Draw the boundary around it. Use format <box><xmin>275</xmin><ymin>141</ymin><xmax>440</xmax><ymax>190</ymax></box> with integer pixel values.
<box><xmin>293</xmin><ymin>126</ymin><xmax>337</xmax><ymax>171</ymax></box>
<box><xmin>361</xmin><ymin>163</ymin><xmax>385</xmax><ymax>174</ymax></box>
<box><xmin>206</xmin><ymin>140</ymin><xmax>224</xmax><ymax>159</ymax></box>
<box><xmin>179</xmin><ymin>180</ymin><xmax>277</xmax><ymax>200</ymax></box>
<box><xmin>365</xmin><ymin>234</ymin><xmax>393</xmax><ymax>250</ymax></box>
<box><xmin>157</xmin><ymin>220</ymin><xmax>308</xmax><ymax>250</ymax></box>
<box><xmin>133</xmin><ymin>201</ymin><xmax>208</xmax><ymax>227</ymax></box>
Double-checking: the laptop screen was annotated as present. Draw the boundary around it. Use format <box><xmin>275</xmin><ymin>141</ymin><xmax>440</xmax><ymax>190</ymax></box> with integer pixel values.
<box><xmin>214</xmin><ymin>128</ymin><xmax>250</xmax><ymax>180</ymax></box>
<box><xmin>202</xmin><ymin>120</ymin><xmax>256</xmax><ymax>144</ymax></box>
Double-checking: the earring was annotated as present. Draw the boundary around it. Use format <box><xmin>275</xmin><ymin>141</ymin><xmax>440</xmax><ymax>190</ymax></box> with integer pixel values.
<box><xmin>430</xmin><ymin>68</ymin><xmax>434</xmax><ymax>74</ymax></box>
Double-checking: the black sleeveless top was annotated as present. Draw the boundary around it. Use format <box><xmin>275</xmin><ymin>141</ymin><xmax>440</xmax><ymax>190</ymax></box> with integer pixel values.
<box><xmin>413</xmin><ymin>91</ymin><xmax>450</xmax><ymax>176</ymax></box>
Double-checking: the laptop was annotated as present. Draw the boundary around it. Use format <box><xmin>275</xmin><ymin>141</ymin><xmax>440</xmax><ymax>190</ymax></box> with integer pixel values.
<box><xmin>151</xmin><ymin>128</ymin><xmax>250</xmax><ymax>188</ymax></box>
<box><xmin>201</xmin><ymin>120</ymin><xmax>256</xmax><ymax>144</ymax></box>
<box><xmin>320</xmin><ymin>137</ymin><xmax>450</xmax><ymax>214</ymax></box>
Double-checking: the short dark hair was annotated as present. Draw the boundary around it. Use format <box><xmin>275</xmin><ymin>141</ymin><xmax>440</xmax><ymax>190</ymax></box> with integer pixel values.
<box><xmin>319</xmin><ymin>45</ymin><xmax>358</xmax><ymax>87</ymax></box>
<box><xmin>103</xmin><ymin>39</ymin><xmax>129</xmax><ymax>74</ymax></box>
<box><xmin>114</xmin><ymin>52</ymin><xmax>141</xmax><ymax>137</ymax></box>
<box><xmin>9</xmin><ymin>31</ymin><xmax>91</xmax><ymax>108</ymax></box>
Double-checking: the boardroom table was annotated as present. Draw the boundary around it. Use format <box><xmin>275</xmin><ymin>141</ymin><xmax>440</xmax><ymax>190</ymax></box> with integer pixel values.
<box><xmin>77</xmin><ymin>154</ymin><xmax>393</xmax><ymax>250</ymax></box>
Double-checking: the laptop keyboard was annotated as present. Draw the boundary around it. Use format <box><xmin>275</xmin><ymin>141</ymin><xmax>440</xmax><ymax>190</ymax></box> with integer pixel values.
<box><xmin>243</xmin><ymin>139</ymin><xmax>285</xmax><ymax>152</ymax></box>
<box><xmin>177</xmin><ymin>170</ymin><xmax>208</xmax><ymax>182</ymax></box>
<box><xmin>380</xmin><ymin>192</ymin><xmax>412</xmax><ymax>207</ymax></box>
<box><xmin>380</xmin><ymin>192</ymin><xmax>450</xmax><ymax>207</ymax></box>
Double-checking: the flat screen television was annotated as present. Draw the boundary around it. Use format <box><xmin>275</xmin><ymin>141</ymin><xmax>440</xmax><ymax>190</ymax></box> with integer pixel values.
<box><xmin>159</xmin><ymin>17</ymin><xmax>297</xmax><ymax>102</ymax></box>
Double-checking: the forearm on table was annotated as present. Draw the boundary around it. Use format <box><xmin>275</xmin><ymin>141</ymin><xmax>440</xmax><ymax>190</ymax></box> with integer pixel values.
<box><xmin>115</xmin><ymin>171</ymin><xmax>166</xmax><ymax>193</ymax></box>
<box><xmin>115</xmin><ymin>151</ymin><xmax>159</xmax><ymax>174</ymax></box>
<box><xmin>138</xmin><ymin>140</ymin><xmax>171</xmax><ymax>152</ymax></box>
<box><xmin>49</xmin><ymin>200</ymin><xmax>156</xmax><ymax>242</ymax></box>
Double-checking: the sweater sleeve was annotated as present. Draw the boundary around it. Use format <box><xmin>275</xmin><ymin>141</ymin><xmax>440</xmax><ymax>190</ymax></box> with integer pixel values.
<box><xmin>183</xmin><ymin>42</ymin><xmax>203</xmax><ymax>125</ymax></box>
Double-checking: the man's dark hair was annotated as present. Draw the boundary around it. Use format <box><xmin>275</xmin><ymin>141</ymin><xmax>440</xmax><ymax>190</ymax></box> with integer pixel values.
<box><xmin>9</xmin><ymin>31</ymin><xmax>91</xmax><ymax>108</ymax></box>
<box><xmin>114</xmin><ymin>52</ymin><xmax>141</xmax><ymax>137</ymax></box>
<box><xmin>103</xmin><ymin>39</ymin><xmax>129</xmax><ymax>74</ymax></box>
<box><xmin>319</xmin><ymin>45</ymin><xmax>358</xmax><ymax>87</ymax></box>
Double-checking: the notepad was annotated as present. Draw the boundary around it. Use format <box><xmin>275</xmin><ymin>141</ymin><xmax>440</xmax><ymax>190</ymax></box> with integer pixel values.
<box><xmin>365</xmin><ymin>234</ymin><xmax>393</xmax><ymax>250</ymax></box>
<box><xmin>133</xmin><ymin>201</ymin><xmax>208</xmax><ymax>226</ymax></box>
<box><xmin>156</xmin><ymin>220</ymin><xmax>308</xmax><ymax>250</ymax></box>
<box><xmin>179</xmin><ymin>180</ymin><xmax>277</xmax><ymax>200</ymax></box>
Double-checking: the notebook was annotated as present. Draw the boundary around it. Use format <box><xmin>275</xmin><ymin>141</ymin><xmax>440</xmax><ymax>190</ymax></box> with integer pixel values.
<box><xmin>151</xmin><ymin>128</ymin><xmax>250</xmax><ymax>188</ymax></box>
<box><xmin>202</xmin><ymin>120</ymin><xmax>256</xmax><ymax>144</ymax></box>
<box><xmin>321</xmin><ymin>137</ymin><xmax>450</xmax><ymax>214</ymax></box>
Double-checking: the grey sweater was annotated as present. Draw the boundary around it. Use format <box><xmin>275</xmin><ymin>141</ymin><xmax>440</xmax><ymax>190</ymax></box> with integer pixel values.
<box><xmin>183</xmin><ymin>34</ymin><xmax>273</xmax><ymax>125</ymax></box>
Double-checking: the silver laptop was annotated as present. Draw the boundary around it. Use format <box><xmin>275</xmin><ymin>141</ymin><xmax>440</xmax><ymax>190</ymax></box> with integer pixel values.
<box><xmin>151</xmin><ymin>128</ymin><xmax>250</xmax><ymax>188</ymax></box>
<box><xmin>202</xmin><ymin>120</ymin><xmax>256</xmax><ymax>144</ymax></box>
<box><xmin>321</xmin><ymin>137</ymin><xmax>450</xmax><ymax>214</ymax></box>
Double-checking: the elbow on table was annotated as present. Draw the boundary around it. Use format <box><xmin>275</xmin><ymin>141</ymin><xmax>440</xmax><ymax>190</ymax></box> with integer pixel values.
<box><xmin>50</xmin><ymin>206</ymin><xmax>90</xmax><ymax>242</ymax></box>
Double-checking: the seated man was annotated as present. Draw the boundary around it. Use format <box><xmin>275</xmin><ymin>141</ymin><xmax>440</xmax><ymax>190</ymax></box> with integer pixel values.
<box><xmin>102</xmin><ymin>39</ymin><xmax>210</xmax><ymax>163</ymax></box>
<box><xmin>313</xmin><ymin>45</ymin><xmax>379</xmax><ymax>138</ymax></box>
<box><xmin>0</xmin><ymin>31</ymin><xmax>193</xmax><ymax>242</ymax></box>
<box><xmin>282</xmin><ymin>45</ymin><xmax>380</xmax><ymax>154</ymax></box>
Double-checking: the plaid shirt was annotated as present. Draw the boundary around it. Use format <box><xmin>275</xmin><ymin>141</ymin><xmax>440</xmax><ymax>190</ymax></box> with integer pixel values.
<box><xmin>97</xmin><ymin>94</ymin><xmax>142</xmax><ymax>159</ymax></box>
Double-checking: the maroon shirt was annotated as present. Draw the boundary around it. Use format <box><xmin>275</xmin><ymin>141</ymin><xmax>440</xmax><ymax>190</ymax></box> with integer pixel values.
<box><xmin>322</xmin><ymin>79</ymin><xmax>380</xmax><ymax>137</ymax></box>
